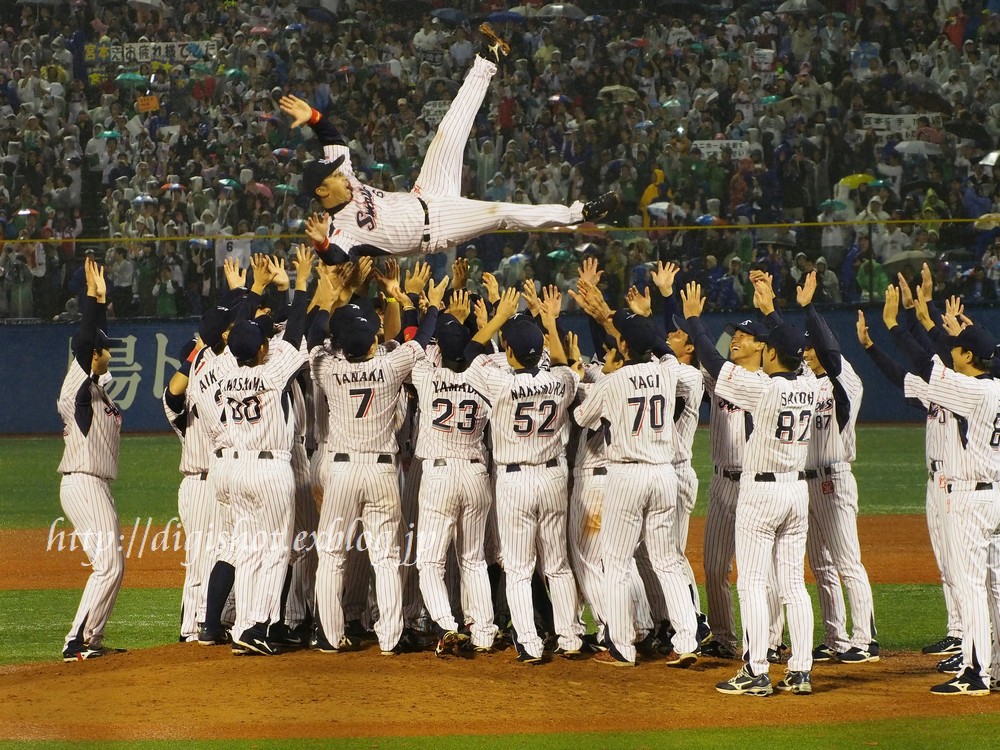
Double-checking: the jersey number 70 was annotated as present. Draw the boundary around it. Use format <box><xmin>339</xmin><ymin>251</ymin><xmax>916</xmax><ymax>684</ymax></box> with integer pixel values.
<box><xmin>775</xmin><ymin>409</ymin><xmax>812</xmax><ymax>444</ymax></box>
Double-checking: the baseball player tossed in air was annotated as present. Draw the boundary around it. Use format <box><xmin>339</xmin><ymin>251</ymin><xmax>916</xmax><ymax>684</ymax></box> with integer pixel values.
<box><xmin>217</xmin><ymin>249</ymin><xmax>315</xmax><ymax>656</ymax></box>
<box><xmin>573</xmin><ymin>306</ymin><xmax>702</xmax><ymax>668</ymax></box>
<box><xmin>796</xmin><ymin>272</ymin><xmax>879</xmax><ymax>664</ymax></box>
<box><xmin>410</xmin><ymin>289</ymin><xmax>498</xmax><ymax>656</ymax></box>
<box><xmin>902</xmin><ymin>288</ymin><xmax>1000</xmax><ymax>696</ymax></box>
<box><xmin>681</xmin><ymin>278</ymin><xmax>817</xmax><ymax>696</ymax></box>
<box><xmin>309</xmin><ymin>262</ymin><xmax>448</xmax><ymax>655</ymax></box>
<box><xmin>59</xmin><ymin>258</ymin><xmax>126</xmax><ymax>662</ymax></box>
<box><xmin>279</xmin><ymin>24</ymin><xmax>619</xmax><ymax>265</ymax></box>
<box><xmin>463</xmin><ymin>287</ymin><xmax>584</xmax><ymax>664</ymax></box>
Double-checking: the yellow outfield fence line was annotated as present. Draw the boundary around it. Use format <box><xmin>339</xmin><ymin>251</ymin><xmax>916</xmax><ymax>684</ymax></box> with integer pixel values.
<box><xmin>6</xmin><ymin>216</ymin><xmax>993</xmax><ymax>246</ymax></box>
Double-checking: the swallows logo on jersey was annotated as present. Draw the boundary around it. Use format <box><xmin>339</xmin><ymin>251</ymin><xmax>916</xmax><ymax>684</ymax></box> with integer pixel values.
<box><xmin>356</xmin><ymin>185</ymin><xmax>381</xmax><ymax>231</ymax></box>
<box><xmin>717</xmin><ymin>397</ymin><xmax>741</xmax><ymax>413</ymax></box>
<box><xmin>815</xmin><ymin>397</ymin><xmax>834</xmax><ymax>413</ymax></box>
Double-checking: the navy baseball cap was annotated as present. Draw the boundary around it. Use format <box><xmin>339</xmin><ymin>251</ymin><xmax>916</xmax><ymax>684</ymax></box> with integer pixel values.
<box><xmin>760</xmin><ymin>322</ymin><xmax>807</xmax><ymax>359</ymax></box>
<box><xmin>724</xmin><ymin>318</ymin><xmax>768</xmax><ymax>339</ymax></box>
<box><xmin>502</xmin><ymin>317</ymin><xmax>544</xmax><ymax>361</ymax></box>
<box><xmin>341</xmin><ymin>318</ymin><xmax>379</xmax><ymax>358</ymax></box>
<box><xmin>301</xmin><ymin>154</ymin><xmax>346</xmax><ymax>197</ymax></box>
<box><xmin>436</xmin><ymin>313</ymin><xmax>471</xmax><ymax>361</ymax></box>
<box><xmin>199</xmin><ymin>306</ymin><xmax>233</xmax><ymax>348</ymax></box>
<box><xmin>71</xmin><ymin>329</ymin><xmax>124</xmax><ymax>354</ymax></box>
<box><xmin>228</xmin><ymin>320</ymin><xmax>267</xmax><ymax>361</ymax></box>
<box><xmin>951</xmin><ymin>326</ymin><xmax>998</xmax><ymax>360</ymax></box>
<box><xmin>614</xmin><ymin>308</ymin><xmax>659</xmax><ymax>353</ymax></box>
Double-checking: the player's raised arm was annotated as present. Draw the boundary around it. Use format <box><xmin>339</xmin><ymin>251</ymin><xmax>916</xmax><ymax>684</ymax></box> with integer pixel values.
<box><xmin>678</xmin><ymin>281</ymin><xmax>727</xmax><ymax>379</ymax></box>
<box><xmin>799</xmin><ymin>272</ymin><xmax>842</xmax><ymax>377</ymax></box>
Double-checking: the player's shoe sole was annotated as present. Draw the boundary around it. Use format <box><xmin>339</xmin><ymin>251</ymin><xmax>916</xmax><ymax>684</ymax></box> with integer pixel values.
<box><xmin>478</xmin><ymin>23</ymin><xmax>510</xmax><ymax>62</ymax></box>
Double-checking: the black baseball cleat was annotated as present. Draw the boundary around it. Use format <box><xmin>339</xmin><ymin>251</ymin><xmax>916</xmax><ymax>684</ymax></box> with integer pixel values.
<box><xmin>582</xmin><ymin>191</ymin><xmax>620</xmax><ymax>222</ymax></box>
<box><xmin>233</xmin><ymin>624</ymin><xmax>280</xmax><ymax>656</ymax></box>
<box><xmin>635</xmin><ymin>632</ymin><xmax>661</xmax><ymax>659</ymax></box>
<box><xmin>581</xmin><ymin>632</ymin><xmax>607</xmax><ymax>653</ymax></box>
<box><xmin>923</xmin><ymin>636</ymin><xmax>961</xmax><ymax>656</ymax></box>
<box><xmin>62</xmin><ymin>642</ymin><xmax>126</xmax><ymax>662</ymax></box>
<box><xmin>696</xmin><ymin>613</ymin><xmax>713</xmax><ymax>645</ymax></box>
<box><xmin>435</xmin><ymin>630</ymin><xmax>470</xmax><ymax>658</ymax></box>
<box><xmin>478</xmin><ymin>22</ymin><xmax>510</xmax><ymax>64</ymax></box>
<box><xmin>198</xmin><ymin>623</ymin><xmax>229</xmax><ymax>646</ymax></box>
<box><xmin>937</xmin><ymin>653</ymin><xmax>963</xmax><ymax>674</ymax></box>
<box><xmin>269</xmin><ymin>622</ymin><xmax>307</xmax><ymax>649</ymax></box>
<box><xmin>344</xmin><ymin>619</ymin><xmax>369</xmax><ymax>643</ymax></box>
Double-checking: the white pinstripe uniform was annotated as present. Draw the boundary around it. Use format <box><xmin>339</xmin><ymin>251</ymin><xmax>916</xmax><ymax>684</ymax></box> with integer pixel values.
<box><xmin>465</xmin><ymin>355</ymin><xmax>583</xmax><ymax>659</ymax></box>
<box><xmin>703</xmin><ymin>371</ymin><xmax>785</xmax><ymax>653</ymax></box>
<box><xmin>163</xmin><ymin>346</ymin><xmax>226</xmax><ymax>641</ymax></box>
<box><xmin>311</xmin><ymin>339</ymin><xmax>427</xmax><ymax>651</ymax></box>
<box><xmin>286</xmin><ymin>368</ymin><xmax>319</xmax><ymax>629</ymax></box>
<box><xmin>218</xmin><ymin>339</ymin><xmax>306</xmax><ymax>642</ymax></box>
<box><xmin>411</xmin><ymin>353</ymin><xmax>498</xmax><ymax>648</ymax></box>
<box><xmin>635</xmin><ymin>362</ymin><xmax>705</xmax><ymax>629</ymax></box>
<box><xmin>804</xmin><ymin>358</ymin><xmax>876</xmax><ymax>653</ymax></box>
<box><xmin>904</xmin><ymin>374</ymin><xmax>963</xmax><ymax>640</ymax></box>
<box><xmin>713</xmin><ymin>362</ymin><xmax>816</xmax><ymax>678</ymax></box>
<box><xmin>58</xmin><ymin>349</ymin><xmax>123</xmax><ymax>652</ymax></box>
<box><xmin>925</xmin><ymin>356</ymin><xmax>1000</xmax><ymax>683</ymax></box>
<box><xmin>396</xmin><ymin>389</ymin><xmax>426</xmax><ymax>631</ymax></box>
<box><xmin>315</xmin><ymin>56</ymin><xmax>583</xmax><ymax>261</ymax></box>
<box><xmin>575</xmin><ymin>356</ymin><xmax>700</xmax><ymax>662</ymax></box>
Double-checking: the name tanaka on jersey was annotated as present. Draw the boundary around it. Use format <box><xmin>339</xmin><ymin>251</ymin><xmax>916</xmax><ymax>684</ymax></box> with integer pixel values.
<box><xmin>330</xmin><ymin>368</ymin><xmax>387</xmax><ymax>385</ymax></box>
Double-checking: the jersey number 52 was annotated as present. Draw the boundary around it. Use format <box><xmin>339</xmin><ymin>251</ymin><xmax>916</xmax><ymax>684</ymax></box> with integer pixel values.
<box><xmin>775</xmin><ymin>409</ymin><xmax>812</xmax><ymax>444</ymax></box>
<box><xmin>513</xmin><ymin>400</ymin><xmax>558</xmax><ymax>437</ymax></box>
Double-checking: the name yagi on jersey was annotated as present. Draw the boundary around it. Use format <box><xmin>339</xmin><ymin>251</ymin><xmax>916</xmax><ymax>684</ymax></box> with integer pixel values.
<box><xmin>781</xmin><ymin>391</ymin><xmax>816</xmax><ymax>407</ymax></box>
<box><xmin>331</xmin><ymin>368</ymin><xmax>386</xmax><ymax>385</ymax></box>
<box><xmin>628</xmin><ymin>374</ymin><xmax>661</xmax><ymax>389</ymax></box>
<box><xmin>509</xmin><ymin>382</ymin><xmax>566</xmax><ymax>399</ymax></box>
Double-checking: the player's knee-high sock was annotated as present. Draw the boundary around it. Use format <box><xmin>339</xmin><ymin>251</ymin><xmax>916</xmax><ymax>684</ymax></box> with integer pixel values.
<box><xmin>204</xmin><ymin>561</ymin><xmax>235</xmax><ymax>631</ymax></box>
<box><xmin>531</xmin><ymin>571</ymin><xmax>555</xmax><ymax>635</ymax></box>
<box><xmin>278</xmin><ymin>564</ymin><xmax>294</xmax><ymax>623</ymax></box>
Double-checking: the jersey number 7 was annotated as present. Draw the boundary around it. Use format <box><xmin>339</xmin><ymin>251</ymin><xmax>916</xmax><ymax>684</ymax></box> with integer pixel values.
<box><xmin>350</xmin><ymin>388</ymin><xmax>374</xmax><ymax>418</ymax></box>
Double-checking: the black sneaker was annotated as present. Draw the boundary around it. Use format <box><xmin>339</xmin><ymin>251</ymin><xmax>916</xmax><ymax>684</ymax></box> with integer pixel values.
<box><xmin>344</xmin><ymin>619</ymin><xmax>369</xmax><ymax>643</ymax></box>
<box><xmin>701</xmin><ymin>640</ymin><xmax>739</xmax><ymax>660</ymax></box>
<box><xmin>923</xmin><ymin>635</ymin><xmax>962</xmax><ymax>656</ymax></box>
<box><xmin>233</xmin><ymin>624</ymin><xmax>280</xmax><ymax>656</ymax></box>
<box><xmin>696</xmin><ymin>613</ymin><xmax>712</xmax><ymax>645</ymax></box>
<box><xmin>767</xmin><ymin>643</ymin><xmax>788</xmax><ymax>664</ymax></box>
<box><xmin>198</xmin><ymin>623</ymin><xmax>229</xmax><ymax>646</ymax></box>
<box><xmin>581</xmin><ymin>632</ymin><xmax>606</xmax><ymax>653</ymax></box>
<box><xmin>635</xmin><ymin>632</ymin><xmax>661</xmax><ymax>658</ymax></box>
<box><xmin>270</xmin><ymin>622</ymin><xmax>306</xmax><ymax>649</ymax></box>
<box><xmin>812</xmin><ymin>643</ymin><xmax>835</xmax><ymax>662</ymax></box>
<box><xmin>382</xmin><ymin>629</ymin><xmax>421</xmax><ymax>656</ymax></box>
<box><xmin>478</xmin><ymin>22</ymin><xmax>510</xmax><ymax>64</ymax></box>
<box><xmin>776</xmin><ymin>670</ymin><xmax>813</xmax><ymax>695</ymax></box>
<box><xmin>552</xmin><ymin>645</ymin><xmax>584</xmax><ymax>660</ymax></box>
<box><xmin>930</xmin><ymin>668</ymin><xmax>990</xmax><ymax>696</ymax></box>
<box><xmin>937</xmin><ymin>653</ymin><xmax>963</xmax><ymax>674</ymax></box>
<box><xmin>434</xmin><ymin>630</ymin><xmax>470</xmax><ymax>658</ymax></box>
<box><xmin>582</xmin><ymin>191</ymin><xmax>620</xmax><ymax>222</ymax></box>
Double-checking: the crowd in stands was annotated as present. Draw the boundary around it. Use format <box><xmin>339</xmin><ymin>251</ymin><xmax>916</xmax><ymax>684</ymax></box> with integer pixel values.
<box><xmin>2</xmin><ymin>0</ymin><xmax>1000</xmax><ymax>321</ymax></box>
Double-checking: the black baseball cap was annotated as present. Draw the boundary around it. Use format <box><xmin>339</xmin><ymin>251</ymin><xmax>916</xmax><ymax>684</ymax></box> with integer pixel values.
<box><xmin>71</xmin><ymin>328</ymin><xmax>124</xmax><ymax>354</ymax></box>
<box><xmin>436</xmin><ymin>313</ymin><xmax>471</xmax><ymax>362</ymax></box>
<box><xmin>614</xmin><ymin>308</ymin><xmax>659</xmax><ymax>353</ymax></box>
<box><xmin>724</xmin><ymin>318</ymin><xmax>768</xmax><ymax>339</ymax></box>
<box><xmin>301</xmin><ymin>154</ymin><xmax>345</xmax><ymax>197</ymax></box>
<box><xmin>760</xmin><ymin>322</ymin><xmax>807</xmax><ymax>359</ymax></box>
<box><xmin>228</xmin><ymin>320</ymin><xmax>267</xmax><ymax>361</ymax></box>
<box><xmin>502</xmin><ymin>317</ymin><xmax>544</xmax><ymax>361</ymax></box>
<box><xmin>199</xmin><ymin>306</ymin><xmax>233</xmax><ymax>348</ymax></box>
<box><xmin>340</xmin><ymin>317</ymin><xmax>379</xmax><ymax>358</ymax></box>
<box><xmin>951</xmin><ymin>326</ymin><xmax>998</xmax><ymax>360</ymax></box>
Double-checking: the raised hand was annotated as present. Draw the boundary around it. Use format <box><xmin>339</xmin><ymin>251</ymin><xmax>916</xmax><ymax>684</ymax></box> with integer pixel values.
<box><xmin>626</xmin><ymin>285</ymin><xmax>652</xmax><ymax>317</ymax></box>
<box><xmin>304</xmin><ymin>212</ymin><xmax>331</xmax><ymax>246</ymax></box>
<box><xmin>651</xmin><ymin>261</ymin><xmax>679</xmax><ymax>298</ymax></box>
<box><xmin>522</xmin><ymin>279</ymin><xmax>541</xmax><ymax>315</ymax></box>
<box><xmin>578</xmin><ymin>256</ymin><xmax>604</xmax><ymax>287</ymax></box>
<box><xmin>540</xmin><ymin>284</ymin><xmax>562</xmax><ymax>321</ymax></box>
<box><xmin>882</xmin><ymin>285</ymin><xmax>900</xmax><ymax>328</ymax></box>
<box><xmin>451</xmin><ymin>257</ymin><xmax>468</xmax><ymax>290</ymax></box>
<box><xmin>279</xmin><ymin>94</ymin><xmax>313</xmax><ymax>128</ymax></box>
<box><xmin>919</xmin><ymin>262</ymin><xmax>933</xmax><ymax>303</ymax></box>
<box><xmin>680</xmin><ymin>281</ymin><xmax>705</xmax><ymax>318</ymax></box>
<box><xmin>374</xmin><ymin>258</ymin><xmax>403</xmax><ymax>299</ymax></box>
<box><xmin>569</xmin><ymin>278</ymin><xmax>612</xmax><ymax>322</ymax></box>
<box><xmin>404</xmin><ymin>261</ymin><xmax>431</xmax><ymax>294</ymax></box>
<box><xmin>896</xmin><ymin>272</ymin><xmax>915</xmax><ymax>309</ymax></box>
<box><xmin>856</xmin><ymin>310</ymin><xmax>873</xmax><ymax>348</ymax></box>
<box><xmin>945</xmin><ymin>294</ymin><xmax>964</xmax><ymax>320</ymax></box>
<box><xmin>481</xmin><ymin>271</ymin><xmax>500</xmax><ymax>303</ymax></box>
<box><xmin>914</xmin><ymin>282</ymin><xmax>933</xmax><ymax>329</ymax></box>
<box><xmin>796</xmin><ymin>271</ymin><xmax>817</xmax><ymax>307</ymax></box>
<box><xmin>447</xmin><ymin>289</ymin><xmax>471</xmax><ymax>321</ymax></box>
<box><xmin>270</xmin><ymin>255</ymin><xmax>290</xmax><ymax>291</ymax></box>
<box><xmin>473</xmin><ymin>297</ymin><xmax>490</xmax><ymax>330</ymax></box>
<box><xmin>495</xmin><ymin>287</ymin><xmax>521</xmax><ymax>322</ymax></box>
<box><xmin>427</xmin><ymin>275</ymin><xmax>450</xmax><ymax>309</ymax></box>
<box><xmin>751</xmin><ymin>275</ymin><xmax>775</xmax><ymax>315</ymax></box>
<box><xmin>251</xmin><ymin>253</ymin><xmax>274</xmax><ymax>289</ymax></box>
<box><xmin>223</xmin><ymin>256</ymin><xmax>247</xmax><ymax>290</ymax></box>
<box><xmin>941</xmin><ymin>313</ymin><xmax>965</xmax><ymax>337</ymax></box>
<box><xmin>355</xmin><ymin>256</ymin><xmax>374</xmax><ymax>289</ymax></box>
<box><xmin>292</xmin><ymin>244</ymin><xmax>315</xmax><ymax>291</ymax></box>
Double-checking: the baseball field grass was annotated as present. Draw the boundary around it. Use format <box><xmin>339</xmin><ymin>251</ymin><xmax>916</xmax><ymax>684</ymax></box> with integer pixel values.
<box><xmin>2</xmin><ymin>427</ymin><xmax>995</xmax><ymax>749</ymax></box>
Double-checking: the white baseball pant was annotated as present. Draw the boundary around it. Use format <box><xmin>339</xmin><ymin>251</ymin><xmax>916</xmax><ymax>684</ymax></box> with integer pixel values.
<box><xmin>177</xmin><ymin>472</ymin><xmax>218</xmax><ymax>640</ymax></box>
<box><xmin>944</xmin><ymin>484</ymin><xmax>1000</xmax><ymax>683</ymax></box>
<box><xmin>315</xmin><ymin>453</ymin><xmax>403</xmax><ymax>651</ymax></box>
<box><xmin>568</xmin><ymin>468</ymin><xmax>609</xmax><ymax>631</ymax></box>
<box><xmin>601</xmin><ymin>463</ymin><xmax>699</xmax><ymax>662</ymax></box>
<box><xmin>229</xmin><ymin>453</ymin><xmax>295</xmax><ymax>638</ymax></box>
<box><xmin>417</xmin><ymin>458</ymin><xmax>497</xmax><ymax>648</ymax></box>
<box><xmin>400</xmin><ymin>458</ymin><xmax>424</xmax><ymax>630</ymax></box>
<box><xmin>737</xmin><ymin>476</ymin><xmax>813</xmax><ymax>678</ymax></box>
<box><xmin>705</xmin><ymin>472</ymin><xmax>785</xmax><ymax>651</ymax></box>
<box><xmin>495</xmin><ymin>461</ymin><xmax>581</xmax><ymax>659</ymax></box>
<box><xmin>286</xmin><ymin>442</ymin><xmax>318</xmax><ymax>629</ymax></box>
<box><xmin>926</xmin><ymin>470</ymin><xmax>963</xmax><ymax>638</ymax></box>
<box><xmin>61</xmin><ymin>473</ymin><xmax>124</xmax><ymax>650</ymax></box>
<box><xmin>806</xmin><ymin>468</ymin><xmax>875</xmax><ymax>652</ymax></box>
